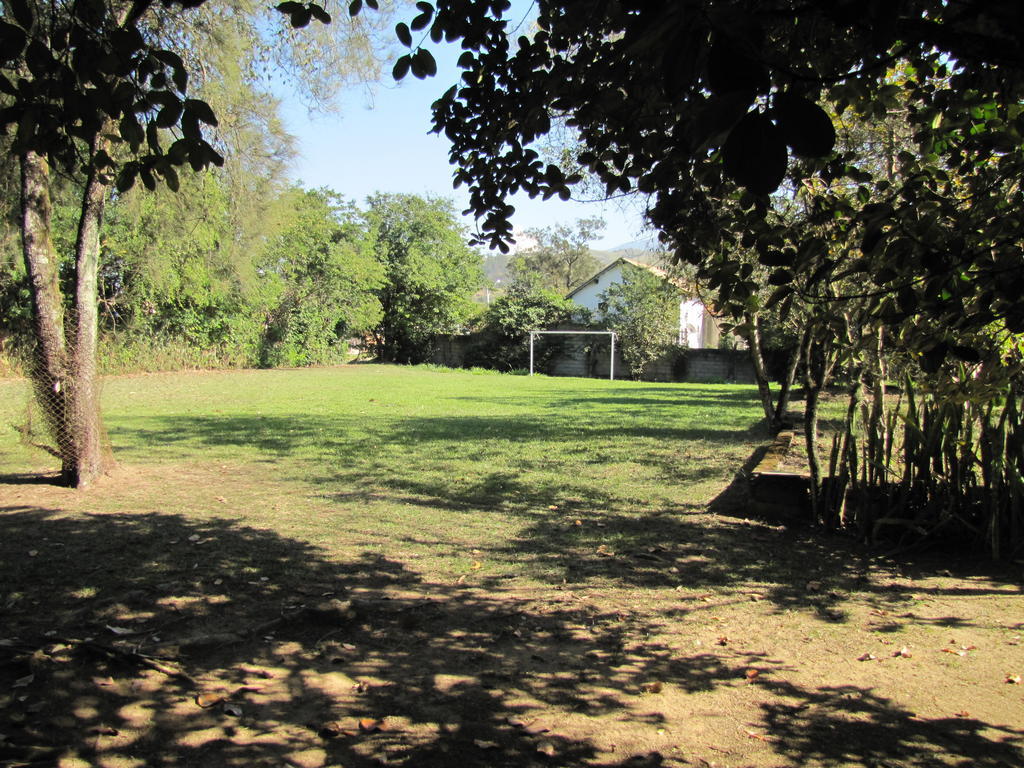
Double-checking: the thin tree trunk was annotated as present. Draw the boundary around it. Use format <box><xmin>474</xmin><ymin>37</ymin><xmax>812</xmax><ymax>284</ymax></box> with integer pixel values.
<box><xmin>69</xmin><ymin>137</ymin><xmax>114</xmax><ymax>487</ymax></box>
<box><xmin>773</xmin><ymin>326</ymin><xmax>807</xmax><ymax>425</ymax></box>
<box><xmin>802</xmin><ymin>331</ymin><xmax>836</xmax><ymax>526</ymax></box>
<box><xmin>744</xmin><ymin>312</ymin><xmax>777</xmax><ymax>426</ymax></box>
<box><xmin>20</xmin><ymin>149</ymin><xmax>74</xmax><ymax>480</ymax></box>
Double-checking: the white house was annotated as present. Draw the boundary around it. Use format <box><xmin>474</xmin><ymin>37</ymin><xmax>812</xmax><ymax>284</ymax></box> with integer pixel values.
<box><xmin>566</xmin><ymin>258</ymin><xmax>720</xmax><ymax>349</ymax></box>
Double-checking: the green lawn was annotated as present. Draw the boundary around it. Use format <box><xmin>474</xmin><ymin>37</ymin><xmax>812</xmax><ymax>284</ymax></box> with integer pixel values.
<box><xmin>1</xmin><ymin>365</ymin><xmax>767</xmax><ymax>587</ymax></box>
<box><xmin>2</xmin><ymin>366</ymin><xmax>1021</xmax><ymax>768</ymax></box>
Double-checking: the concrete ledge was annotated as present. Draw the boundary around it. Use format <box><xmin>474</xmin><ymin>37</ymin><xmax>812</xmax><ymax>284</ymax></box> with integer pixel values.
<box><xmin>749</xmin><ymin>431</ymin><xmax>810</xmax><ymax>522</ymax></box>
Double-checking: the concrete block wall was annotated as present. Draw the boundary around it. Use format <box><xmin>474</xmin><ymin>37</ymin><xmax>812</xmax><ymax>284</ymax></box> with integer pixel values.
<box><xmin>681</xmin><ymin>349</ymin><xmax>756</xmax><ymax>383</ymax></box>
<box><xmin>429</xmin><ymin>334</ymin><xmax>756</xmax><ymax>384</ymax></box>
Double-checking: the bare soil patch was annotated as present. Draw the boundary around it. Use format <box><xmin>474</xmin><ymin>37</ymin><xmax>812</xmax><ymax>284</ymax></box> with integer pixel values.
<box><xmin>2</xmin><ymin>463</ymin><xmax>1022</xmax><ymax>768</ymax></box>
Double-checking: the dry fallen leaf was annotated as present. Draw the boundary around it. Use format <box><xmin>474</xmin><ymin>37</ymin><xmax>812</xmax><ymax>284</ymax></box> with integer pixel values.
<box><xmin>474</xmin><ymin>739</ymin><xmax>500</xmax><ymax>750</ymax></box>
<box><xmin>716</xmin><ymin>636</ymin><xmax>729</xmax><ymax>646</ymax></box>
<box><xmin>548</xmin><ymin>505</ymin><xmax>559</xmax><ymax>511</ymax></box>
<box><xmin>596</xmin><ymin>544</ymin><xmax>614</xmax><ymax>557</ymax></box>
<box><xmin>954</xmin><ymin>710</ymin><xmax>971</xmax><ymax>718</ymax></box>
<box><xmin>857</xmin><ymin>652</ymin><xmax>877</xmax><ymax>662</ymax></box>
<box><xmin>894</xmin><ymin>646</ymin><xmax>912</xmax><ymax>658</ymax></box>
<box><xmin>744</xmin><ymin>669</ymin><xmax>760</xmax><ymax>682</ymax></box>
<box><xmin>537</xmin><ymin>741</ymin><xmax>558</xmax><ymax>757</ymax></box>
<box><xmin>223</xmin><ymin>703</ymin><xmax>243</xmax><ymax>717</ymax></box>
<box><xmin>195</xmin><ymin>693</ymin><xmax>226</xmax><ymax>709</ymax></box>
<box><xmin>1006</xmin><ymin>674</ymin><xmax>1022</xmax><ymax>685</ymax></box>
<box><xmin>639</xmin><ymin>681</ymin><xmax>663</xmax><ymax>694</ymax></box>
<box><xmin>744</xmin><ymin>729</ymin><xmax>770</xmax><ymax>742</ymax></box>
<box><xmin>318</xmin><ymin>720</ymin><xmax>349</xmax><ymax>739</ymax></box>
<box><xmin>106</xmin><ymin>625</ymin><xmax>135</xmax><ymax>636</ymax></box>
<box><xmin>27</xmin><ymin>550</ymin><xmax>39</xmax><ymax>557</ymax></box>
<box><xmin>942</xmin><ymin>648</ymin><xmax>967</xmax><ymax>656</ymax></box>
<box><xmin>12</xmin><ymin>674</ymin><xmax>34</xmax><ymax>688</ymax></box>
<box><xmin>470</xmin><ymin>561</ymin><xmax>482</xmax><ymax>571</ymax></box>
<box><xmin>358</xmin><ymin>717</ymin><xmax>385</xmax><ymax>733</ymax></box>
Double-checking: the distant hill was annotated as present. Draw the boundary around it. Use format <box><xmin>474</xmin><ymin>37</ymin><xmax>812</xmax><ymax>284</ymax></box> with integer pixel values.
<box><xmin>610</xmin><ymin>235</ymin><xmax>662</xmax><ymax>252</ymax></box>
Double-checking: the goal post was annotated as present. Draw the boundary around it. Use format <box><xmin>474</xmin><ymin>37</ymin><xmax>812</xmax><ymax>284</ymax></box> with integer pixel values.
<box><xmin>528</xmin><ymin>330</ymin><xmax>618</xmax><ymax>380</ymax></box>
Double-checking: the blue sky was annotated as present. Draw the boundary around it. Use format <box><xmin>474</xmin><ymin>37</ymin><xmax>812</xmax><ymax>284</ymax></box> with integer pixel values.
<box><xmin>278</xmin><ymin>5</ymin><xmax>652</xmax><ymax>252</ymax></box>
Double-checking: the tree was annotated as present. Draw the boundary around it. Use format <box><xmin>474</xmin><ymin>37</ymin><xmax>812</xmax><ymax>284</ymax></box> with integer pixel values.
<box><xmin>598</xmin><ymin>267</ymin><xmax>679</xmax><ymax>380</ymax></box>
<box><xmin>467</xmin><ymin>271</ymin><xmax>577</xmax><ymax>371</ymax></box>
<box><xmin>0</xmin><ymin>0</ymin><xmax>392</xmax><ymax>486</ymax></box>
<box><xmin>258</xmin><ymin>187</ymin><xmax>383</xmax><ymax>367</ymax></box>
<box><xmin>510</xmin><ymin>217</ymin><xmax>603</xmax><ymax>293</ymax></box>
<box><xmin>360</xmin><ymin>0</ymin><xmax>1024</xmax><ymax>554</ymax></box>
<box><xmin>366</xmin><ymin>193</ymin><xmax>483</xmax><ymax>363</ymax></box>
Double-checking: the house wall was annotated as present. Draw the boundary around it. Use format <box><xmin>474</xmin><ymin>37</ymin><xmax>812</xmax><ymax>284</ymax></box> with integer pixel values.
<box><xmin>568</xmin><ymin>261</ymin><xmax>719</xmax><ymax>350</ymax></box>
<box><xmin>568</xmin><ymin>262</ymin><xmax>626</xmax><ymax>312</ymax></box>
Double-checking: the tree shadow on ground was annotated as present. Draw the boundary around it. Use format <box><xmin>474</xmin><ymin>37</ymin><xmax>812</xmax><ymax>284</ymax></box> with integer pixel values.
<box><xmin>1</xmin><ymin>503</ymin><xmax>1021</xmax><ymax>767</ymax></box>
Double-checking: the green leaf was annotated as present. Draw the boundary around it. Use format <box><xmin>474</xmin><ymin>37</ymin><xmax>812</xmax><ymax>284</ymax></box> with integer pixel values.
<box><xmin>116</xmin><ymin>164</ymin><xmax>137</xmax><ymax>192</ymax></box>
<box><xmin>392</xmin><ymin>54</ymin><xmax>411</xmax><ymax>81</ymax></box>
<box><xmin>396</xmin><ymin>22</ymin><xmax>412</xmax><ymax>47</ymax></box>
<box><xmin>766</xmin><ymin>284</ymin><xmax>794</xmax><ymax>307</ymax></box>
<box><xmin>184</xmin><ymin>99</ymin><xmax>217</xmax><ymax>126</ymax></box>
<box><xmin>411</xmin><ymin>9</ymin><xmax>433</xmax><ymax>31</ymax></box>
<box><xmin>162</xmin><ymin>165</ymin><xmax>180</xmax><ymax>192</ymax></box>
<box><xmin>950</xmin><ymin>344</ymin><xmax>981</xmax><ymax>363</ymax></box>
<box><xmin>773</xmin><ymin>93</ymin><xmax>836</xmax><ymax>158</ymax></box>
<box><xmin>155</xmin><ymin>103</ymin><xmax>182</xmax><ymax>128</ymax></box>
<box><xmin>707</xmin><ymin>35</ymin><xmax>769</xmax><ymax>96</ymax></box>
<box><xmin>897</xmin><ymin>286</ymin><xmax>918</xmax><ymax>315</ymax></box>
<box><xmin>920</xmin><ymin>342</ymin><xmax>948</xmax><ymax>373</ymax></box>
<box><xmin>722</xmin><ymin>112</ymin><xmax>788</xmax><ymax>195</ymax></box>
<box><xmin>310</xmin><ymin>4</ymin><xmax>331</xmax><ymax>24</ymax></box>
<box><xmin>411</xmin><ymin>48</ymin><xmax>436</xmax><ymax>79</ymax></box>
<box><xmin>348</xmin><ymin>0</ymin><xmax>362</xmax><ymax>16</ymax></box>
<box><xmin>757</xmin><ymin>249</ymin><xmax>793</xmax><ymax>267</ymax></box>
<box><xmin>6</xmin><ymin>0</ymin><xmax>34</xmax><ymax>31</ymax></box>
<box><xmin>0</xmin><ymin>21</ymin><xmax>27</xmax><ymax>63</ymax></box>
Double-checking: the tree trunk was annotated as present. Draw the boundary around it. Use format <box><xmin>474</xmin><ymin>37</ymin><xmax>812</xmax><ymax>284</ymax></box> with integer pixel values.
<box><xmin>19</xmin><ymin>143</ymin><xmax>113</xmax><ymax>487</ymax></box>
<box><xmin>69</xmin><ymin>139</ymin><xmax>114</xmax><ymax>487</ymax></box>
<box><xmin>20</xmin><ymin>150</ymin><xmax>74</xmax><ymax>480</ymax></box>
<box><xmin>744</xmin><ymin>312</ymin><xmax>777</xmax><ymax>426</ymax></box>
<box><xmin>772</xmin><ymin>326</ymin><xmax>807</xmax><ymax>426</ymax></box>
<box><xmin>802</xmin><ymin>331</ymin><xmax>836</xmax><ymax>526</ymax></box>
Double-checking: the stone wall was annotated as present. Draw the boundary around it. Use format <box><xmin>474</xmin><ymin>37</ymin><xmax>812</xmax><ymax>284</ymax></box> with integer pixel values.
<box><xmin>431</xmin><ymin>334</ymin><xmax>755</xmax><ymax>384</ymax></box>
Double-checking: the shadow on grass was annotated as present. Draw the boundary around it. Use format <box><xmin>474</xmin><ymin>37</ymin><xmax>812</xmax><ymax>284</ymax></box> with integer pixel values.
<box><xmin>1</xmin><ymin>505</ymin><xmax>1021</xmax><ymax>767</ymax></box>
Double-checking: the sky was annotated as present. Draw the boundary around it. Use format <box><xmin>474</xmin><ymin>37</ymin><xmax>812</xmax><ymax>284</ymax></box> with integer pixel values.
<box><xmin>277</xmin><ymin>4</ymin><xmax>653</xmax><ymax>252</ymax></box>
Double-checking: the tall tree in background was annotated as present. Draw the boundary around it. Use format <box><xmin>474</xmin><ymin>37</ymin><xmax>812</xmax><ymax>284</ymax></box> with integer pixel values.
<box><xmin>367</xmin><ymin>193</ymin><xmax>482</xmax><ymax>364</ymax></box>
<box><xmin>0</xmin><ymin>0</ymin><xmax>393</xmax><ymax>486</ymax></box>
<box><xmin>259</xmin><ymin>187</ymin><xmax>384</xmax><ymax>366</ymax></box>
<box><xmin>599</xmin><ymin>268</ymin><xmax>679</xmax><ymax>380</ymax></box>
<box><xmin>510</xmin><ymin>217</ymin><xmax>603</xmax><ymax>294</ymax></box>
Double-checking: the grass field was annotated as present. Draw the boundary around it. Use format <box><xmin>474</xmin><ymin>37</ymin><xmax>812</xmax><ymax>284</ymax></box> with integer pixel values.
<box><xmin>1</xmin><ymin>365</ymin><xmax>1021</xmax><ymax>768</ymax></box>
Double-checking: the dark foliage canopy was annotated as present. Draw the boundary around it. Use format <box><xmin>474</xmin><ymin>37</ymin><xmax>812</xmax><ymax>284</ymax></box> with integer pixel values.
<box><xmin>369</xmin><ymin>0</ymin><xmax>1024</xmax><ymax>365</ymax></box>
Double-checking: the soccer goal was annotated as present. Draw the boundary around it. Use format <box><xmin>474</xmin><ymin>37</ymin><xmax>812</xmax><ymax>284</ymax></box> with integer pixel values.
<box><xmin>527</xmin><ymin>330</ymin><xmax>618</xmax><ymax>380</ymax></box>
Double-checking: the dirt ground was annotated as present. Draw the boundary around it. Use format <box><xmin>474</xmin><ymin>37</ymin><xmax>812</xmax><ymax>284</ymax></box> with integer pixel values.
<box><xmin>1</xmin><ymin>463</ymin><xmax>1022</xmax><ymax>768</ymax></box>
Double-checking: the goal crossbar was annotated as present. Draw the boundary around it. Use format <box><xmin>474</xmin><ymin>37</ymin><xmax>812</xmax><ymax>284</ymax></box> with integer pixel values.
<box><xmin>527</xmin><ymin>330</ymin><xmax>617</xmax><ymax>380</ymax></box>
